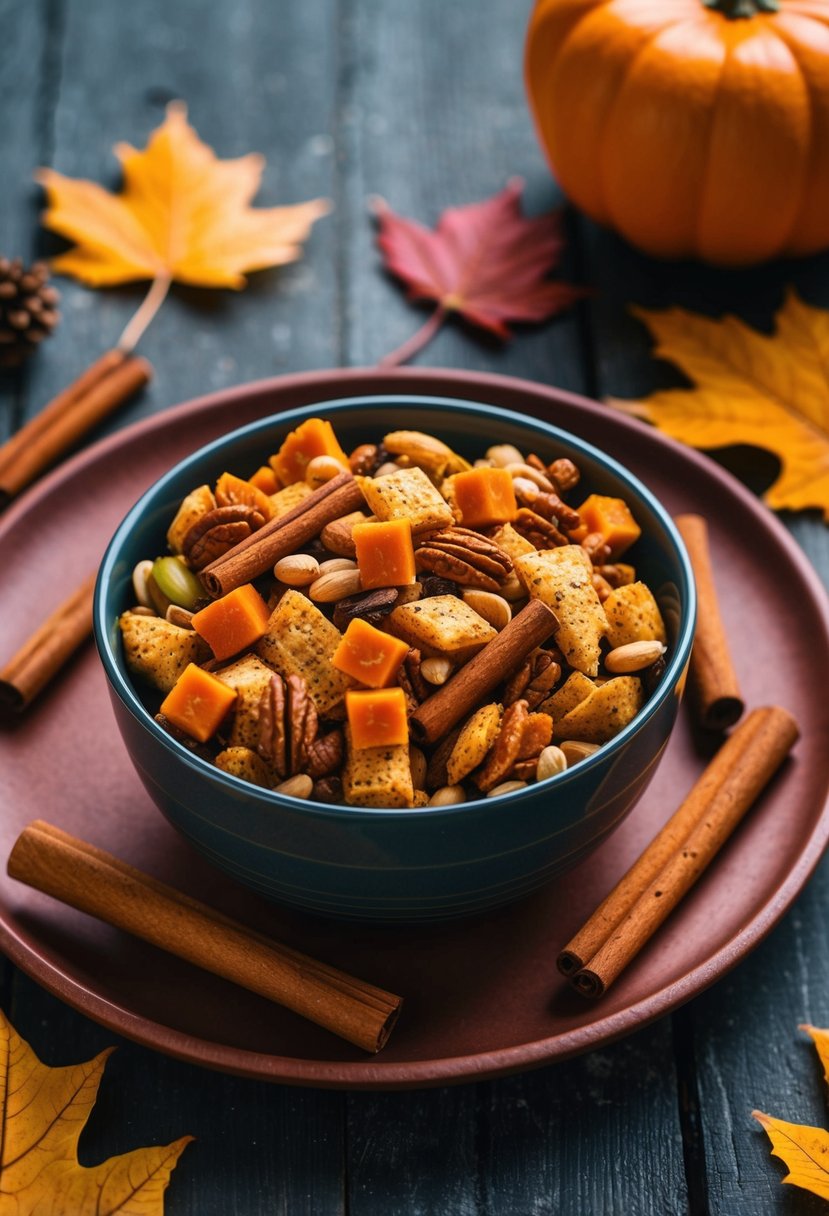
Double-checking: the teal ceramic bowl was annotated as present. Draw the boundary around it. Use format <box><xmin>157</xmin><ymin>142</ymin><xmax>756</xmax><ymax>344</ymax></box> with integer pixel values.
<box><xmin>94</xmin><ymin>395</ymin><xmax>696</xmax><ymax>922</ymax></box>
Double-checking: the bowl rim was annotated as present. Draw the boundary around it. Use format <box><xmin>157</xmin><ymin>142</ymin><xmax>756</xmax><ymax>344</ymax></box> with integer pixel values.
<box><xmin>94</xmin><ymin>392</ymin><xmax>697</xmax><ymax>819</ymax></box>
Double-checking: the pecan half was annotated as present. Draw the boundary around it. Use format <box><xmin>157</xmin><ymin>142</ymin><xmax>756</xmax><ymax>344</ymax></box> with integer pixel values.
<box><xmin>515</xmin><ymin>486</ymin><xmax>581</xmax><ymax>532</ymax></box>
<box><xmin>582</xmin><ymin>531</ymin><xmax>612</xmax><ymax>564</ymax></box>
<box><xmin>547</xmin><ymin>457</ymin><xmax>580</xmax><ymax>495</ymax></box>
<box><xmin>182</xmin><ymin>504</ymin><xmax>265</xmax><ymax>570</ymax></box>
<box><xmin>502</xmin><ymin>649</ymin><xmax>561</xmax><ymax>709</ymax></box>
<box><xmin>404</xmin><ymin>648</ymin><xmax>430</xmax><ymax>702</ymax></box>
<box><xmin>475</xmin><ymin>700</ymin><xmax>529</xmax><ymax>791</ymax></box>
<box><xmin>513</xmin><ymin>508</ymin><xmax>569</xmax><ymax>550</ymax></box>
<box><xmin>332</xmin><ymin>587</ymin><xmax>398</xmax><ymax>632</ymax></box>
<box><xmin>155</xmin><ymin>712</ymin><xmax>216</xmax><ymax>762</ymax></box>
<box><xmin>517</xmin><ymin>712</ymin><xmax>553</xmax><ymax>759</ymax></box>
<box><xmin>306</xmin><ymin>728</ymin><xmax>344</xmax><ymax>779</ymax></box>
<box><xmin>311</xmin><ymin>775</ymin><xmax>344</xmax><ymax>803</ymax></box>
<box><xmin>415</xmin><ymin>526</ymin><xmax>512</xmax><ymax>591</ymax></box>
<box><xmin>287</xmin><ymin>674</ymin><xmax>318</xmax><ymax>775</ymax></box>
<box><xmin>257</xmin><ymin>673</ymin><xmax>287</xmax><ymax>778</ymax></box>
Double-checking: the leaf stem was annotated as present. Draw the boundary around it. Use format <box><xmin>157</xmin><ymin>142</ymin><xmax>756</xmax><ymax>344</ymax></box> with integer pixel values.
<box><xmin>117</xmin><ymin>273</ymin><xmax>172</xmax><ymax>354</ymax></box>
<box><xmin>379</xmin><ymin>305</ymin><xmax>447</xmax><ymax>367</ymax></box>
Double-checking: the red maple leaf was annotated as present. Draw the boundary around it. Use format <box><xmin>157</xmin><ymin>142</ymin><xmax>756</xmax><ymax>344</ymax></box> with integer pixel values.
<box><xmin>374</xmin><ymin>178</ymin><xmax>586</xmax><ymax>365</ymax></box>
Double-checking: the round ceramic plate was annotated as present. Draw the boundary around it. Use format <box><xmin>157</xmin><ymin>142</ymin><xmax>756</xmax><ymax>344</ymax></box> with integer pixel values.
<box><xmin>1</xmin><ymin>368</ymin><xmax>827</xmax><ymax>1090</ymax></box>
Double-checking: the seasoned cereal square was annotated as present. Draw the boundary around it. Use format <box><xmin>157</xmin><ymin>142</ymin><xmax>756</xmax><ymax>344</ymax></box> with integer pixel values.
<box><xmin>342</xmin><ymin>729</ymin><xmax>414</xmax><ymax>807</ymax></box>
<box><xmin>214</xmin><ymin>653</ymin><xmax>275</xmax><ymax>749</ymax></box>
<box><xmin>256</xmin><ymin>589</ymin><xmax>353</xmax><ymax>714</ymax></box>
<box><xmin>215</xmin><ymin>746</ymin><xmax>274</xmax><ymax>788</ymax></box>
<box><xmin>487</xmin><ymin>522</ymin><xmax>536</xmax><ymax>563</ymax></box>
<box><xmin>166</xmin><ymin>484</ymin><xmax>216</xmax><ymax>553</ymax></box>
<box><xmin>269</xmin><ymin>481</ymin><xmax>312</xmax><ymax>518</ymax></box>
<box><xmin>515</xmin><ymin>546</ymin><xmax>607</xmax><ymax>676</ymax></box>
<box><xmin>358</xmin><ymin>467</ymin><xmax>454</xmax><ymax>534</ymax></box>
<box><xmin>119</xmin><ymin>611</ymin><xmax>209</xmax><ymax>692</ymax></box>
<box><xmin>447</xmin><ymin>703</ymin><xmax>502</xmax><ymax>784</ymax></box>
<box><xmin>389</xmin><ymin>596</ymin><xmax>496</xmax><ymax>664</ymax></box>
<box><xmin>537</xmin><ymin>670</ymin><xmax>595</xmax><ymax>720</ymax></box>
<box><xmin>554</xmin><ymin>676</ymin><xmax>644</xmax><ymax>743</ymax></box>
<box><xmin>604</xmin><ymin>582</ymin><xmax>667</xmax><ymax>647</ymax></box>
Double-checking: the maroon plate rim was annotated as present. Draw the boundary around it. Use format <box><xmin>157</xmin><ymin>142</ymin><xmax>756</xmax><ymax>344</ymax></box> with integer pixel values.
<box><xmin>1</xmin><ymin>365</ymin><xmax>828</xmax><ymax>1090</ymax></box>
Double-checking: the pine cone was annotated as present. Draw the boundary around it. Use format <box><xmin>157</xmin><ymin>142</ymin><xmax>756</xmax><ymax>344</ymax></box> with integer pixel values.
<box><xmin>0</xmin><ymin>258</ymin><xmax>60</xmax><ymax>368</ymax></box>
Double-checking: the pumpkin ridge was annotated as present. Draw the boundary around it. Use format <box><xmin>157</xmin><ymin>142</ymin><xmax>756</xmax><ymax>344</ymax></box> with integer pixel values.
<box><xmin>767</xmin><ymin>14</ymin><xmax>820</xmax><ymax>254</ymax></box>
<box><xmin>597</xmin><ymin>15</ymin><xmax>701</xmax><ymax>229</ymax></box>
<box><xmin>692</xmin><ymin>24</ymin><xmax>732</xmax><ymax>254</ymax></box>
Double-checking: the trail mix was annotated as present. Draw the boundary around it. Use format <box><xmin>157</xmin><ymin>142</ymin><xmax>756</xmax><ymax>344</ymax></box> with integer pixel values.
<box><xmin>120</xmin><ymin>419</ymin><xmax>670</xmax><ymax>807</ymax></box>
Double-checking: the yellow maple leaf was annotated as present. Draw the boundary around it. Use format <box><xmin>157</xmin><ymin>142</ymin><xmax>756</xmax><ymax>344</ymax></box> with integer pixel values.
<box><xmin>802</xmin><ymin>1023</ymin><xmax>829</xmax><ymax>1084</ymax></box>
<box><xmin>0</xmin><ymin>1009</ymin><xmax>192</xmax><ymax>1215</ymax></box>
<box><xmin>36</xmin><ymin>101</ymin><xmax>329</xmax><ymax>291</ymax></box>
<box><xmin>753</xmin><ymin>1111</ymin><xmax>829</xmax><ymax>1202</ymax></box>
<box><xmin>610</xmin><ymin>291</ymin><xmax>829</xmax><ymax>523</ymax></box>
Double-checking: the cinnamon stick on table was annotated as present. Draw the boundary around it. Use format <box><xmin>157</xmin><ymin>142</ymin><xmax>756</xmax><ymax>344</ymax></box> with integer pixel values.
<box><xmin>201</xmin><ymin>470</ymin><xmax>366</xmax><ymax>598</ymax></box>
<box><xmin>0</xmin><ymin>572</ymin><xmax>96</xmax><ymax>712</ymax></box>
<box><xmin>558</xmin><ymin>706</ymin><xmax>799</xmax><ymax>999</ymax></box>
<box><xmin>0</xmin><ymin>350</ymin><xmax>152</xmax><ymax>504</ymax></box>
<box><xmin>8</xmin><ymin>821</ymin><xmax>402</xmax><ymax>1054</ymax></box>
<box><xmin>410</xmin><ymin>599</ymin><xmax>559</xmax><ymax>745</ymax></box>
<box><xmin>675</xmin><ymin>513</ymin><xmax>744</xmax><ymax>731</ymax></box>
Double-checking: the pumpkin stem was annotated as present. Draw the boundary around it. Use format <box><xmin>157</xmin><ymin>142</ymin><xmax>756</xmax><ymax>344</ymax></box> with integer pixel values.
<box><xmin>702</xmin><ymin>0</ymin><xmax>779</xmax><ymax>17</ymax></box>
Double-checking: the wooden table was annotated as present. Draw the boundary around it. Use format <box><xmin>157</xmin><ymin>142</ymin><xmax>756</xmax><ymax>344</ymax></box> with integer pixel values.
<box><xmin>2</xmin><ymin>1</ymin><xmax>828</xmax><ymax>1211</ymax></box>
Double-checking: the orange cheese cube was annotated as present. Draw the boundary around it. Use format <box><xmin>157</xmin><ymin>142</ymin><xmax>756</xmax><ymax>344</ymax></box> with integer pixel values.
<box><xmin>333</xmin><ymin>618</ymin><xmax>409</xmax><ymax>688</ymax></box>
<box><xmin>159</xmin><ymin>663</ymin><xmax>237</xmax><ymax>743</ymax></box>
<box><xmin>452</xmin><ymin>467</ymin><xmax>517</xmax><ymax>527</ymax></box>
<box><xmin>577</xmin><ymin>494</ymin><xmax>642</xmax><ymax>558</ymax></box>
<box><xmin>248</xmin><ymin>465</ymin><xmax>279</xmax><ymax>495</ymax></box>
<box><xmin>270</xmin><ymin>418</ymin><xmax>349</xmax><ymax>486</ymax></box>
<box><xmin>352</xmin><ymin>519</ymin><xmax>416</xmax><ymax>588</ymax></box>
<box><xmin>215</xmin><ymin>471</ymin><xmax>275</xmax><ymax>521</ymax></box>
<box><xmin>192</xmin><ymin>584</ymin><xmax>270</xmax><ymax>661</ymax></box>
<box><xmin>346</xmin><ymin>687</ymin><xmax>409</xmax><ymax>749</ymax></box>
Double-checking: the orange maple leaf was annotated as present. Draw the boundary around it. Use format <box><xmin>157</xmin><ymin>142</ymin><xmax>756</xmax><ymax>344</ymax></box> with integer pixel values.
<box><xmin>0</xmin><ymin>1009</ymin><xmax>192</xmax><ymax>1215</ymax></box>
<box><xmin>37</xmin><ymin>101</ymin><xmax>329</xmax><ymax>292</ymax></box>
<box><xmin>610</xmin><ymin>291</ymin><xmax>829</xmax><ymax>523</ymax></box>
<box><xmin>753</xmin><ymin>1111</ymin><xmax>829</xmax><ymax>1202</ymax></box>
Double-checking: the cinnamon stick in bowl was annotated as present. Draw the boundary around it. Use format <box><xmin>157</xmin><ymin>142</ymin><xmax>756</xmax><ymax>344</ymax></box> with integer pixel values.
<box><xmin>675</xmin><ymin>513</ymin><xmax>744</xmax><ymax>731</ymax></box>
<box><xmin>558</xmin><ymin>705</ymin><xmax>799</xmax><ymax>998</ymax></box>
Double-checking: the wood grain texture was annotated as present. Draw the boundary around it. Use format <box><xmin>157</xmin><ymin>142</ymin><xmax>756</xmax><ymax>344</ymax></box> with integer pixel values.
<box><xmin>1</xmin><ymin>0</ymin><xmax>828</xmax><ymax>1212</ymax></box>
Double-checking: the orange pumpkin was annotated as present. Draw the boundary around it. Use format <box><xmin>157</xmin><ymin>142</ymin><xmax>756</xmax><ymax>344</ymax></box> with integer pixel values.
<box><xmin>525</xmin><ymin>0</ymin><xmax>829</xmax><ymax>265</ymax></box>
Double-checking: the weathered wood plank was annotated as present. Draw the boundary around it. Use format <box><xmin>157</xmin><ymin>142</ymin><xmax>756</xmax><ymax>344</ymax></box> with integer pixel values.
<box><xmin>20</xmin><ymin>0</ymin><xmax>341</xmax><ymax>437</ymax></box>
<box><xmin>10</xmin><ymin>972</ymin><xmax>346</xmax><ymax>1216</ymax></box>
<box><xmin>347</xmin><ymin>1024</ymin><xmax>688</xmax><ymax>1216</ymax></box>
<box><xmin>338</xmin><ymin>0</ymin><xmax>588</xmax><ymax>392</ymax></box>
<box><xmin>0</xmin><ymin>0</ymin><xmax>49</xmax><ymax>443</ymax></box>
<box><xmin>580</xmin><ymin>212</ymin><xmax>829</xmax><ymax>1216</ymax></box>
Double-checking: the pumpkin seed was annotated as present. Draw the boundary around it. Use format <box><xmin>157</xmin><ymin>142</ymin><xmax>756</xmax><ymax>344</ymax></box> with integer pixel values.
<box><xmin>151</xmin><ymin>556</ymin><xmax>204</xmax><ymax>611</ymax></box>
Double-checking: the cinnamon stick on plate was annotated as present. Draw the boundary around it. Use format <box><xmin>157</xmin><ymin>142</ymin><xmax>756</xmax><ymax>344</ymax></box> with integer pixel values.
<box><xmin>201</xmin><ymin>470</ymin><xmax>366</xmax><ymax>598</ymax></box>
<box><xmin>558</xmin><ymin>706</ymin><xmax>798</xmax><ymax>999</ymax></box>
<box><xmin>0</xmin><ymin>572</ymin><xmax>96</xmax><ymax>712</ymax></box>
<box><xmin>8</xmin><ymin>821</ymin><xmax>402</xmax><ymax>1053</ymax></box>
<box><xmin>0</xmin><ymin>350</ymin><xmax>152</xmax><ymax>504</ymax></box>
<box><xmin>675</xmin><ymin>513</ymin><xmax>744</xmax><ymax>731</ymax></box>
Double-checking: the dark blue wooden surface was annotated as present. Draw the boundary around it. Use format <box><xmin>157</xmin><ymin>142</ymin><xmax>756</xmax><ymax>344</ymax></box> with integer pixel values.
<box><xmin>2</xmin><ymin>1</ymin><xmax>828</xmax><ymax>1212</ymax></box>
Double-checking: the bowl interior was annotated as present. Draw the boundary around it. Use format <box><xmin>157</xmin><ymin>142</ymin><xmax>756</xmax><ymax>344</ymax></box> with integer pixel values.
<box><xmin>94</xmin><ymin>394</ymin><xmax>696</xmax><ymax>815</ymax></box>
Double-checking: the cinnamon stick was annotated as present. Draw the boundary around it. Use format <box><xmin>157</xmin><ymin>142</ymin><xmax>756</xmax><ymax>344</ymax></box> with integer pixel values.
<box><xmin>560</xmin><ymin>706</ymin><xmax>798</xmax><ymax>998</ymax></box>
<box><xmin>0</xmin><ymin>350</ymin><xmax>152</xmax><ymax>503</ymax></box>
<box><xmin>0</xmin><ymin>572</ymin><xmax>96</xmax><ymax>712</ymax></box>
<box><xmin>8</xmin><ymin>820</ymin><xmax>402</xmax><ymax>1053</ymax></box>
<box><xmin>201</xmin><ymin>470</ymin><xmax>366</xmax><ymax>597</ymax></box>
<box><xmin>410</xmin><ymin>599</ymin><xmax>559</xmax><ymax>745</ymax></box>
<box><xmin>675</xmin><ymin>513</ymin><xmax>744</xmax><ymax>731</ymax></box>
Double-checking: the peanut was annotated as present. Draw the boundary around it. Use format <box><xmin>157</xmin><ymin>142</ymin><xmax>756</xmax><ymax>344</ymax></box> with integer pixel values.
<box><xmin>559</xmin><ymin>740</ymin><xmax>600</xmax><ymax>766</ymax></box>
<box><xmin>318</xmin><ymin>557</ymin><xmax>357</xmax><ymax>575</ymax></box>
<box><xmin>274</xmin><ymin>774</ymin><xmax>313</xmax><ymax>799</ymax></box>
<box><xmin>428</xmin><ymin>784</ymin><xmax>466</xmax><ymax>806</ymax></box>
<box><xmin>305</xmin><ymin>454</ymin><xmax>348</xmax><ymax>488</ymax></box>
<box><xmin>486</xmin><ymin>443</ymin><xmax>523</xmax><ymax>467</ymax></box>
<box><xmin>486</xmin><ymin>780</ymin><xmax>527</xmax><ymax>797</ymax></box>
<box><xmin>462</xmin><ymin>589</ymin><xmax>511</xmax><ymax>630</ymax></box>
<box><xmin>504</xmin><ymin>462</ymin><xmax>554</xmax><ymax>492</ymax></box>
<box><xmin>536</xmin><ymin>745</ymin><xmax>568</xmax><ymax>781</ymax></box>
<box><xmin>308</xmin><ymin>569</ymin><xmax>362</xmax><ymax>603</ymax></box>
<box><xmin>274</xmin><ymin>554</ymin><xmax>321</xmax><ymax>587</ymax></box>
<box><xmin>421</xmin><ymin>657</ymin><xmax>454</xmax><ymax>685</ymax></box>
<box><xmin>604</xmin><ymin>640</ymin><xmax>667</xmax><ymax>673</ymax></box>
